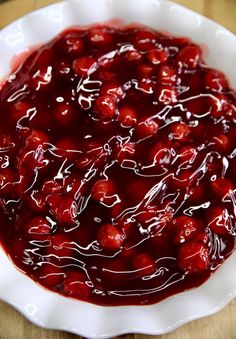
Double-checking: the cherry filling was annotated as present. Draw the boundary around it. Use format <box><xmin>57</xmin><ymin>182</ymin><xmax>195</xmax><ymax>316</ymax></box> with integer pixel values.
<box><xmin>0</xmin><ymin>24</ymin><xmax>235</xmax><ymax>306</ymax></box>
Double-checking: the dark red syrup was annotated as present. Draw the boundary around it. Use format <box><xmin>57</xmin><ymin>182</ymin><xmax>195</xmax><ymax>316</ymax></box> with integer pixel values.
<box><xmin>0</xmin><ymin>24</ymin><xmax>235</xmax><ymax>306</ymax></box>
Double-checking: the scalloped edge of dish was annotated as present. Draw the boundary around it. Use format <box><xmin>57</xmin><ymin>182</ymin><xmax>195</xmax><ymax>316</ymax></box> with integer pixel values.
<box><xmin>0</xmin><ymin>0</ymin><xmax>236</xmax><ymax>337</ymax></box>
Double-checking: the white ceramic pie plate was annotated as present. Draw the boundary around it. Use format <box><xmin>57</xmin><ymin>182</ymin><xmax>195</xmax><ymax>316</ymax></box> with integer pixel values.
<box><xmin>0</xmin><ymin>0</ymin><xmax>236</xmax><ymax>337</ymax></box>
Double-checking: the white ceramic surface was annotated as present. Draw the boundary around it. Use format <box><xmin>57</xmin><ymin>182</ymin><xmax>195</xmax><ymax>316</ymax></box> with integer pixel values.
<box><xmin>0</xmin><ymin>0</ymin><xmax>236</xmax><ymax>337</ymax></box>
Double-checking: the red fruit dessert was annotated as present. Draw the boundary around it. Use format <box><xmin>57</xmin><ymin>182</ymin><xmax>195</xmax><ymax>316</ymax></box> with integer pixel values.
<box><xmin>207</xmin><ymin>206</ymin><xmax>232</xmax><ymax>236</ymax></box>
<box><xmin>118</xmin><ymin>105</ymin><xmax>137</xmax><ymax>128</ymax></box>
<box><xmin>177</xmin><ymin>45</ymin><xmax>201</xmax><ymax>69</ymax></box>
<box><xmin>62</xmin><ymin>271</ymin><xmax>91</xmax><ymax>300</ymax></box>
<box><xmin>38</xmin><ymin>264</ymin><xmax>64</xmax><ymax>288</ymax></box>
<box><xmin>178</xmin><ymin>241</ymin><xmax>209</xmax><ymax>273</ymax></box>
<box><xmin>135</xmin><ymin>117</ymin><xmax>159</xmax><ymax>139</ymax></box>
<box><xmin>172</xmin><ymin>216</ymin><xmax>200</xmax><ymax>245</ymax></box>
<box><xmin>91</xmin><ymin>179</ymin><xmax>116</xmax><ymax>205</ymax></box>
<box><xmin>132</xmin><ymin>253</ymin><xmax>156</xmax><ymax>276</ymax></box>
<box><xmin>72</xmin><ymin>56</ymin><xmax>95</xmax><ymax>76</ymax></box>
<box><xmin>47</xmin><ymin>234</ymin><xmax>74</xmax><ymax>258</ymax></box>
<box><xmin>25</xmin><ymin>216</ymin><xmax>53</xmax><ymax>238</ymax></box>
<box><xmin>94</xmin><ymin>95</ymin><xmax>117</xmax><ymax>120</ymax></box>
<box><xmin>0</xmin><ymin>24</ymin><xmax>235</xmax><ymax>306</ymax></box>
<box><xmin>87</xmin><ymin>27</ymin><xmax>112</xmax><ymax>47</ymax></box>
<box><xmin>210</xmin><ymin>178</ymin><xmax>233</xmax><ymax>198</ymax></box>
<box><xmin>97</xmin><ymin>223</ymin><xmax>125</xmax><ymax>251</ymax></box>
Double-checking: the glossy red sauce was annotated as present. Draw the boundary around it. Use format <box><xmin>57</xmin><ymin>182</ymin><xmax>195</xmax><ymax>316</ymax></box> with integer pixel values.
<box><xmin>0</xmin><ymin>25</ymin><xmax>235</xmax><ymax>306</ymax></box>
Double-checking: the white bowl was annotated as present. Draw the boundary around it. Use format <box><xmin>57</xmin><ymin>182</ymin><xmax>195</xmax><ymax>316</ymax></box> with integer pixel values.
<box><xmin>0</xmin><ymin>0</ymin><xmax>236</xmax><ymax>337</ymax></box>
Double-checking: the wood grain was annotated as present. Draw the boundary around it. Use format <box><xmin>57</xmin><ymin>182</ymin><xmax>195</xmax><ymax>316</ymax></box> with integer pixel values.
<box><xmin>0</xmin><ymin>1</ymin><xmax>236</xmax><ymax>339</ymax></box>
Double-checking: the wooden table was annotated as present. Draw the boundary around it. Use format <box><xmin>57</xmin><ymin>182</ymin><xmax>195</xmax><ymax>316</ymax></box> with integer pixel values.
<box><xmin>0</xmin><ymin>1</ymin><xmax>236</xmax><ymax>338</ymax></box>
